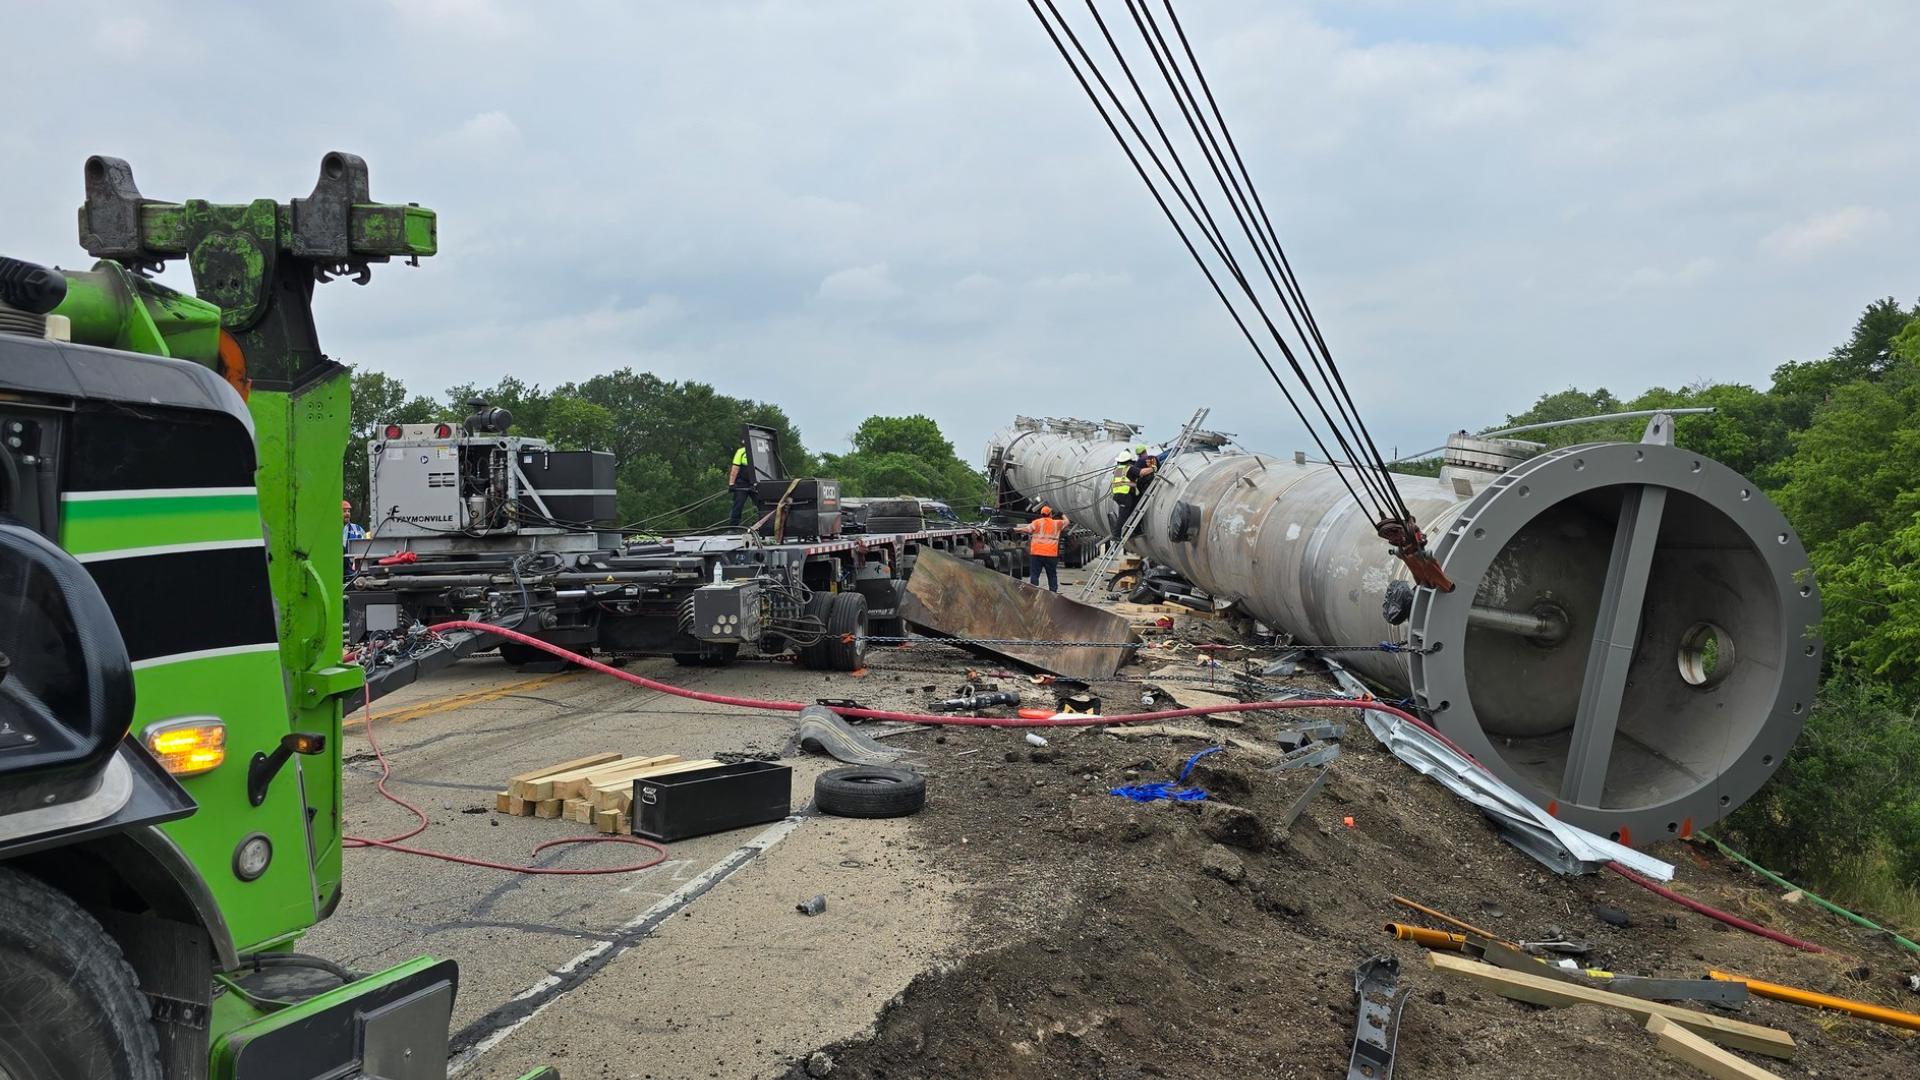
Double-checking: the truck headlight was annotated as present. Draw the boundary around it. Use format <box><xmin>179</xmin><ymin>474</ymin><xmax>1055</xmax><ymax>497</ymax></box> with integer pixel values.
<box><xmin>143</xmin><ymin>717</ymin><xmax>227</xmax><ymax>777</ymax></box>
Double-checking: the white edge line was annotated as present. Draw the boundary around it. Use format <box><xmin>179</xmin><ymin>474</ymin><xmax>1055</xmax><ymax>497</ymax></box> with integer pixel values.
<box><xmin>75</xmin><ymin>538</ymin><xmax>265</xmax><ymax>563</ymax></box>
<box><xmin>130</xmin><ymin>642</ymin><xmax>280</xmax><ymax>671</ymax></box>
<box><xmin>449</xmin><ymin>815</ymin><xmax>805</xmax><ymax>1073</ymax></box>
<box><xmin>62</xmin><ymin>487</ymin><xmax>257</xmax><ymax>501</ymax></box>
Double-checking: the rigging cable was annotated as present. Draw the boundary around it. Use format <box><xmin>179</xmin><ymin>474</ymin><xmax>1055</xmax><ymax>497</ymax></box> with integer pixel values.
<box><xmin>1024</xmin><ymin>0</ymin><xmax>1452</xmax><ymax>589</ymax></box>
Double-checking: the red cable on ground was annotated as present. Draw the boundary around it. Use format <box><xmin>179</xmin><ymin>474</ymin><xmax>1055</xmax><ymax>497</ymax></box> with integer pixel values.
<box><xmin>343</xmin><ymin>685</ymin><xmax>670</xmax><ymax>875</ymax></box>
<box><xmin>395</xmin><ymin>622</ymin><xmax>1834</xmax><ymax>952</ymax></box>
<box><xmin>1606</xmin><ymin>862</ymin><xmax>1825</xmax><ymax>953</ymax></box>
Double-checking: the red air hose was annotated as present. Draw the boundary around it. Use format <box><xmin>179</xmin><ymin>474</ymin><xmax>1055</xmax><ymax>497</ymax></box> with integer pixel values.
<box><xmin>1606</xmin><ymin>862</ymin><xmax>1824</xmax><ymax>953</ymax></box>
<box><xmin>343</xmin><ymin>684</ymin><xmax>671</xmax><ymax>875</ymax></box>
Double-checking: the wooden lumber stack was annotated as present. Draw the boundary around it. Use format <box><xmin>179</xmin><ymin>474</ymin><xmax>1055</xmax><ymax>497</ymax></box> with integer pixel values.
<box><xmin>492</xmin><ymin>752</ymin><xmax>722</xmax><ymax>837</ymax></box>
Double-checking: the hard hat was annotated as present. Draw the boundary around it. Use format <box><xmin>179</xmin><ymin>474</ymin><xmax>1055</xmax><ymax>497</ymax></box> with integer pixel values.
<box><xmin>1116</xmin><ymin>451</ymin><xmax>1132</xmax><ymax>463</ymax></box>
<box><xmin>1039</xmin><ymin>505</ymin><xmax>1054</xmax><ymax>517</ymax></box>
<box><xmin>1134</xmin><ymin>444</ymin><xmax>1148</xmax><ymax>454</ymax></box>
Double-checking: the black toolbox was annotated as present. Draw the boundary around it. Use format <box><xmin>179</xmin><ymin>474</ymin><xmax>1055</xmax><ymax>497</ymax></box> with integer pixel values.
<box><xmin>631</xmin><ymin>760</ymin><xmax>792</xmax><ymax>842</ymax></box>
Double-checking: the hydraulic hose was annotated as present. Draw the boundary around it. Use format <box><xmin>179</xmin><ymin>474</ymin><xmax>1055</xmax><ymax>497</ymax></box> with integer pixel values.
<box><xmin>1696</xmin><ymin>832</ymin><xmax>1920</xmax><ymax>955</ymax></box>
<box><xmin>1605</xmin><ymin>862</ymin><xmax>1824</xmax><ymax>953</ymax></box>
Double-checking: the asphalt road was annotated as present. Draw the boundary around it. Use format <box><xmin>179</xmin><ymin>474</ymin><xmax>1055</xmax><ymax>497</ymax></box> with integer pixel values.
<box><xmin>304</xmin><ymin>654</ymin><xmax>966</xmax><ymax>1079</ymax></box>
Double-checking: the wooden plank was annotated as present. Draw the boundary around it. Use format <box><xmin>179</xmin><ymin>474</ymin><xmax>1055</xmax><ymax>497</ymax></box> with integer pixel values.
<box><xmin>1646</xmin><ymin>1016</ymin><xmax>1784</xmax><ymax>1080</ymax></box>
<box><xmin>534</xmin><ymin>798</ymin><xmax>563</xmax><ymax>819</ymax></box>
<box><xmin>563</xmin><ymin>798</ymin><xmax>595</xmax><ymax>824</ymax></box>
<box><xmin>525</xmin><ymin>754</ymin><xmax>668</xmax><ymax>801</ymax></box>
<box><xmin>589</xmin><ymin>759</ymin><xmax>724</xmax><ymax>812</ymax></box>
<box><xmin>494</xmin><ymin>791</ymin><xmax>513</xmax><ymax>813</ymax></box>
<box><xmin>551</xmin><ymin>755</ymin><xmax>682</xmax><ymax>801</ymax></box>
<box><xmin>594</xmin><ymin>808</ymin><xmax>623</xmax><ymax>834</ymax></box>
<box><xmin>1426</xmin><ymin>953</ymin><xmax>1795</xmax><ymax>1059</ymax></box>
<box><xmin>507</xmin><ymin>795</ymin><xmax>534</xmax><ymax>816</ymax></box>
<box><xmin>508</xmin><ymin>752</ymin><xmax>624</xmax><ymax>798</ymax></box>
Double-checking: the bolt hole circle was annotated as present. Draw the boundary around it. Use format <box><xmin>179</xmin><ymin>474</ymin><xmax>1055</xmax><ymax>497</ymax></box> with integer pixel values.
<box><xmin>1762</xmin><ymin>754</ymin><xmax>1776</xmax><ymax>766</ymax></box>
<box><xmin>1573</xmin><ymin>458</ymin><xmax>1586</xmax><ymax>471</ymax></box>
<box><xmin>1666</xmin><ymin>821</ymin><xmax>1678</xmax><ymax>833</ymax></box>
<box><xmin>1517</xmin><ymin>486</ymin><xmax>1529</xmax><ymax>498</ymax></box>
<box><xmin>1691</xmin><ymin>460</ymin><xmax>1702</xmax><ymax>473</ymax></box>
<box><xmin>1778</xmin><ymin>533</ymin><xmax>1790</xmax><ymax>544</ymax></box>
<box><xmin>1740</xmin><ymin>488</ymin><xmax>1752</xmax><ymax>501</ymax></box>
<box><xmin>1437</xmin><ymin>700</ymin><xmax>1451</xmax><ymax>712</ymax></box>
<box><xmin>1635</xmin><ymin>449</ymin><xmax>1645</xmax><ymax>462</ymax></box>
<box><xmin>1472</xmin><ymin>527</ymin><xmax>1485</xmax><ymax>539</ymax></box>
<box><xmin>1719</xmin><ymin>794</ymin><xmax>1731</xmax><ymax>806</ymax></box>
<box><xmin>1677</xmin><ymin>622</ymin><xmax>1734</xmax><ymax>688</ymax></box>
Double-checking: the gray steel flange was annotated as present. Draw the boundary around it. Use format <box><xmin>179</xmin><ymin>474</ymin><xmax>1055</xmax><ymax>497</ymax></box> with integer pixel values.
<box><xmin>1406</xmin><ymin>440</ymin><xmax>1822</xmax><ymax>841</ymax></box>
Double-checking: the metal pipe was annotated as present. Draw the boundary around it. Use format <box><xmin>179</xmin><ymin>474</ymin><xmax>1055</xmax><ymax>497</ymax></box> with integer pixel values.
<box><xmin>1467</xmin><ymin>604</ymin><xmax>1568</xmax><ymax>644</ymax></box>
<box><xmin>1392</xmin><ymin>408</ymin><xmax>1718</xmax><ymax>463</ymax></box>
<box><xmin>1708</xmin><ymin>971</ymin><xmax>1920</xmax><ymax>1032</ymax></box>
<box><xmin>987</xmin><ymin>415</ymin><xmax>1821</xmax><ymax>839</ymax></box>
<box><xmin>1385</xmin><ymin>923</ymin><xmax>1468</xmax><ymax>951</ymax></box>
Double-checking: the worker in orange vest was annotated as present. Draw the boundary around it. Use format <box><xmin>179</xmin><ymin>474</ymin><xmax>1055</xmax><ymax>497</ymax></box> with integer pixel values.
<box><xmin>1018</xmin><ymin>505</ymin><xmax>1070</xmax><ymax>592</ymax></box>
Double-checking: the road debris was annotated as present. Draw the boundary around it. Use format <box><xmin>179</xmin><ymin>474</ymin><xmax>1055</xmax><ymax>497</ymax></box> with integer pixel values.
<box><xmin>1346</xmin><ymin>955</ymin><xmax>1408</xmax><ymax>1080</ymax></box>
<box><xmin>898</xmin><ymin>549</ymin><xmax>1140</xmax><ymax>679</ymax></box>
<box><xmin>790</xmin><ymin>705</ymin><xmax>910</xmax><ymax>766</ymax></box>
<box><xmin>797</xmin><ymin>895</ymin><xmax>828</xmax><ymax>917</ymax></box>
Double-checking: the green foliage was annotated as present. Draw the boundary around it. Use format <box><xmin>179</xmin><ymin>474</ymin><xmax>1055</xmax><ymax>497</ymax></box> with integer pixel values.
<box><xmin>827</xmin><ymin>414</ymin><xmax>987</xmax><ymax>511</ymax></box>
<box><xmin>1723</xmin><ymin>675</ymin><xmax>1920</xmax><ymax>890</ymax></box>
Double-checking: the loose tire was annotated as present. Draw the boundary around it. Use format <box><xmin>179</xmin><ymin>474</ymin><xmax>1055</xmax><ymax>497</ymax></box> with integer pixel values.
<box><xmin>814</xmin><ymin>765</ymin><xmax>926</xmax><ymax>818</ymax></box>
<box><xmin>798</xmin><ymin>592</ymin><xmax>869</xmax><ymax>671</ymax></box>
<box><xmin>0</xmin><ymin>868</ymin><xmax>164</xmax><ymax>1080</ymax></box>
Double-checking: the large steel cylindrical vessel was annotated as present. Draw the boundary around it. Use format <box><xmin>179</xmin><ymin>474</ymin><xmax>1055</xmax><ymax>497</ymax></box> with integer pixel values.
<box><xmin>986</xmin><ymin>417</ymin><xmax>1822</xmax><ymax>842</ymax></box>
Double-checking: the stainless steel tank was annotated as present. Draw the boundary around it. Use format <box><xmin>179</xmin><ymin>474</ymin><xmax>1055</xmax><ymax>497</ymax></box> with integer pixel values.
<box><xmin>986</xmin><ymin>416</ymin><xmax>1822</xmax><ymax>841</ymax></box>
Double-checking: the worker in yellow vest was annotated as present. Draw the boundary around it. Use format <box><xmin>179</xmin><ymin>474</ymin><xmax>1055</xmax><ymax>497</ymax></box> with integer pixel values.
<box><xmin>1017</xmin><ymin>505</ymin><xmax>1070</xmax><ymax>592</ymax></box>
<box><xmin>1111</xmin><ymin>450</ymin><xmax>1138</xmax><ymax>528</ymax></box>
<box><xmin>727</xmin><ymin>437</ymin><xmax>758</xmax><ymax>527</ymax></box>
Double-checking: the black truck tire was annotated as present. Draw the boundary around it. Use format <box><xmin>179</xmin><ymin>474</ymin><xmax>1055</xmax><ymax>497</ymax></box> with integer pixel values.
<box><xmin>798</xmin><ymin>592</ymin><xmax>869</xmax><ymax>671</ymax></box>
<box><xmin>0</xmin><ymin>867</ymin><xmax>164</xmax><ymax>1080</ymax></box>
<box><xmin>814</xmin><ymin>765</ymin><xmax>927</xmax><ymax>818</ymax></box>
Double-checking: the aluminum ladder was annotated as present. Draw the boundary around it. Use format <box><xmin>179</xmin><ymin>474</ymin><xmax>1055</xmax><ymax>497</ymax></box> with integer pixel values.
<box><xmin>1075</xmin><ymin>407</ymin><xmax>1210</xmax><ymax>600</ymax></box>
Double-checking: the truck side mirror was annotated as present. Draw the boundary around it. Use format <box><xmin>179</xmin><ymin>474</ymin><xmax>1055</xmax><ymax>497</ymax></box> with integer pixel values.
<box><xmin>0</xmin><ymin>520</ymin><xmax>134</xmax><ymax>790</ymax></box>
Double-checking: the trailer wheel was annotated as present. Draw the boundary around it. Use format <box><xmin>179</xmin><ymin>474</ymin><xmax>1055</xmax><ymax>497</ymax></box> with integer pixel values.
<box><xmin>814</xmin><ymin>765</ymin><xmax>926</xmax><ymax>818</ymax></box>
<box><xmin>799</xmin><ymin>592</ymin><xmax>869</xmax><ymax>671</ymax></box>
<box><xmin>0</xmin><ymin>868</ymin><xmax>163</xmax><ymax>1080</ymax></box>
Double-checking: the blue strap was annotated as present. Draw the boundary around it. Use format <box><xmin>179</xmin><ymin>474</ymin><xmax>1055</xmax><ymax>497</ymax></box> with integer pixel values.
<box><xmin>1108</xmin><ymin>745</ymin><xmax>1225</xmax><ymax>803</ymax></box>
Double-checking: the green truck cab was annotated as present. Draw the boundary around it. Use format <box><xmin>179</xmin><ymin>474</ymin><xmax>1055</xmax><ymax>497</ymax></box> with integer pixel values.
<box><xmin>0</xmin><ymin>155</ymin><xmax>550</xmax><ymax>1080</ymax></box>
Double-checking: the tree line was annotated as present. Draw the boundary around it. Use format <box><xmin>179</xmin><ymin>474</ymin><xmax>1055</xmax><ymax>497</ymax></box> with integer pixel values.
<box><xmin>345</xmin><ymin>369</ymin><xmax>987</xmax><ymax>533</ymax></box>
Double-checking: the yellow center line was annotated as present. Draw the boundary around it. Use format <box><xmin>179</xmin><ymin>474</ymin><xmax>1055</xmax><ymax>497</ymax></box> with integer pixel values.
<box><xmin>346</xmin><ymin>671</ymin><xmax>583</xmax><ymax>729</ymax></box>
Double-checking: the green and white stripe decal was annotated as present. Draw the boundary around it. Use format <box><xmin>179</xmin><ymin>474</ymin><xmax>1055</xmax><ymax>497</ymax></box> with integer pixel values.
<box><xmin>61</xmin><ymin>487</ymin><xmax>264</xmax><ymax>560</ymax></box>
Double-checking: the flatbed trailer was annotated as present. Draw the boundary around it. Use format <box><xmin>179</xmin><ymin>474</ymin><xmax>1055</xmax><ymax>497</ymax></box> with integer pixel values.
<box><xmin>347</xmin><ymin>522</ymin><xmax>1039</xmax><ymax>700</ymax></box>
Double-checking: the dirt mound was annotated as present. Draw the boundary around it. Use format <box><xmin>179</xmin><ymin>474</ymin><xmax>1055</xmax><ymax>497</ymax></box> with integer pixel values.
<box><xmin>786</xmin><ymin>709</ymin><xmax>1918</xmax><ymax>1078</ymax></box>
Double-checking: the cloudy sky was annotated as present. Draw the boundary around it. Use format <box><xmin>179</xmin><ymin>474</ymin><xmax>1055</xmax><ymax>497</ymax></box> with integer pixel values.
<box><xmin>6</xmin><ymin>1</ymin><xmax>1915</xmax><ymax>463</ymax></box>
